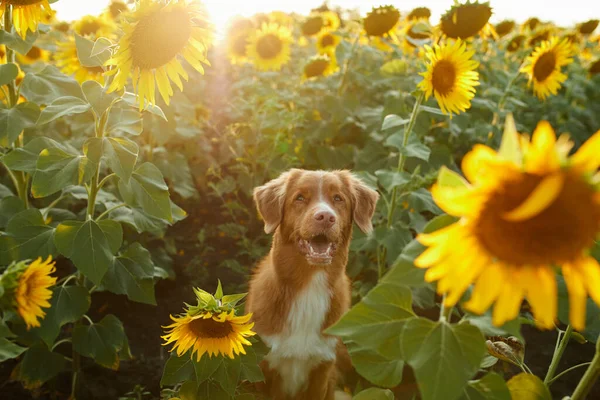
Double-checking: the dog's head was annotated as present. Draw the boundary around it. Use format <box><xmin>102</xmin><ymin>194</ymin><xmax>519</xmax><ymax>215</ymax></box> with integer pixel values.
<box><xmin>253</xmin><ymin>169</ymin><xmax>379</xmax><ymax>265</ymax></box>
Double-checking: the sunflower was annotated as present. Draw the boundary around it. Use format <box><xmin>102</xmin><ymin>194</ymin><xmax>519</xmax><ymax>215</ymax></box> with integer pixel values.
<box><xmin>495</xmin><ymin>20</ymin><xmax>515</xmax><ymax>38</ymax></box>
<box><xmin>16</xmin><ymin>45</ymin><xmax>48</xmax><ymax>64</ymax></box>
<box><xmin>521</xmin><ymin>37</ymin><xmax>575</xmax><ymax>100</ymax></box>
<box><xmin>528</xmin><ymin>29</ymin><xmax>551</xmax><ymax>47</ymax></box>
<box><xmin>246</xmin><ymin>23</ymin><xmax>292</xmax><ymax>71</ymax></box>
<box><xmin>404</xmin><ymin>19</ymin><xmax>432</xmax><ymax>50</ymax></box>
<box><xmin>522</xmin><ymin>17</ymin><xmax>541</xmax><ymax>32</ymax></box>
<box><xmin>0</xmin><ymin>0</ymin><xmax>52</xmax><ymax>38</ymax></box>
<box><xmin>162</xmin><ymin>309</ymin><xmax>256</xmax><ymax>360</ymax></box>
<box><xmin>53</xmin><ymin>21</ymin><xmax>70</xmax><ymax>33</ymax></box>
<box><xmin>415</xmin><ymin>119</ymin><xmax>600</xmax><ymax>330</ymax></box>
<box><xmin>590</xmin><ymin>59</ymin><xmax>600</xmax><ymax>76</ymax></box>
<box><xmin>302</xmin><ymin>53</ymin><xmax>338</xmax><ymax>80</ymax></box>
<box><xmin>506</xmin><ymin>34</ymin><xmax>525</xmax><ymax>52</ymax></box>
<box><xmin>73</xmin><ymin>14</ymin><xmax>115</xmax><ymax>38</ymax></box>
<box><xmin>225</xmin><ymin>17</ymin><xmax>255</xmax><ymax>65</ymax></box>
<box><xmin>316</xmin><ymin>30</ymin><xmax>340</xmax><ymax>54</ymax></box>
<box><xmin>55</xmin><ymin>38</ymin><xmax>105</xmax><ymax>84</ymax></box>
<box><xmin>407</xmin><ymin>7</ymin><xmax>431</xmax><ymax>21</ymax></box>
<box><xmin>320</xmin><ymin>10</ymin><xmax>340</xmax><ymax>31</ymax></box>
<box><xmin>105</xmin><ymin>0</ymin><xmax>212</xmax><ymax>110</ymax></box>
<box><xmin>107</xmin><ymin>0</ymin><xmax>129</xmax><ymax>20</ymax></box>
<box><xmin>301</xmin><ymin>14</ymin><xmax>324</xmax><ymax>37</ymax></box>
<box><xmin>363</xmin><ymin>5</ymin><xmax>400</xmax><ymax>38</ymax></box>
<box><xmin>418</xmin><ymin>39</ymin><xmax>480</xmax><ymax>116</ymax></box>
<box><xmin>440</xmin><ymin>1</ymin><xmax>492</xmax><ymax>39</ymax></box>
<box><xmin>578</xmin><ymin>19</ymin><xmax>599</xmax><ymax>35</ymax></box>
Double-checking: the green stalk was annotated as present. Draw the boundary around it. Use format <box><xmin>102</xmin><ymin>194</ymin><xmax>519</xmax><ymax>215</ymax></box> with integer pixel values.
<box><xmin>377</xmin><ymin>91</ymin><xmax>425</xmax><ymax>280</ymax></box>
<box><xmin>544</xmin><ymin>325</ymin><xmax>573</xmax><ymax>384</ymax></box>
<box><xmin>337</xmin><ymin>33</ymin><xmax>361</xmax><ymax>96</ymax></box>
<box><xmin>571</xmin><ymin>334</ymin><xmax>600</xmax><ymax>400</ymax></box>
<box><xmin>547</xmin><ymin>362</ymin><xmax>592</xmax><ymax>386</ymax></box>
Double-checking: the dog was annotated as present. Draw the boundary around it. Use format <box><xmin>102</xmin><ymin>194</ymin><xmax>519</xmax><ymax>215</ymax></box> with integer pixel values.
<box><xmin>246</xmin><ymin>169</ymin><xmax>379</xmax><ymax>400</ymax></box>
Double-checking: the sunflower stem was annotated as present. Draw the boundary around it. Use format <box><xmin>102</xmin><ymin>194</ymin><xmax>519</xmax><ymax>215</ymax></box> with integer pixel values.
<box><xmin>377</xmin><ymin>91</ymin><xmax>425</xmax><ymax>280</ymax></box>
<box><xmin>337</xmin><ymin>33</ymin><xmax>361</xmax><ymax>96</ymax></box>
<box><xmin>3</xmin><ymin>7</ymin><xmax>19</xmax><ymax>107</ymax></box>
<box><xmin>544</xmin><ymin>324</ymin><xmax>573</xmax><ymax>384</ymax></box>
<box><xmin>489</xmin><ymin>58</ymin><xmax>525</xmax><ymax>144</ymax></box>
<box><xmin>571</xmin><ymin>334</ymin><xmax>600</xmax><ymax>400</ymax></box>
<box><xmin>547</xmin><ymin>362</ymin><xmax>592</xmax><ymax>386</ymax></box>
<box><xmin>96</xmin><ymin>203</ymin><xmax>127</xmax><ymax>221</ymax></box>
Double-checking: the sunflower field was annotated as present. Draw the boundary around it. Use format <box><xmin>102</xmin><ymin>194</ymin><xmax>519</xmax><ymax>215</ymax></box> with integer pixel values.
<box><xmin>1</xmin><ymin>0</ymin><xmax>600</xmax><ymax>399</ymax></box>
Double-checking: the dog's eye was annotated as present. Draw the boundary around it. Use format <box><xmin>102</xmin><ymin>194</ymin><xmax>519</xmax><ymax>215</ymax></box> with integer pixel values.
<box><xmin>295</xmin><ymin>194</ymin><xmax>305</xmax><ymax>202</ymax></box>
<box><xmin>333</xmin><ymin>194</ymin><xmax>343</xmax><ymax>202</ymax></box>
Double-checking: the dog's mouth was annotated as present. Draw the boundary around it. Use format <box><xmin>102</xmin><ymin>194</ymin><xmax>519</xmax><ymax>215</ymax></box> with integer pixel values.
<box><xmin>298</xmin><ymin>234</ymin><xmax>337</xmax><ymax>265</ymax></box>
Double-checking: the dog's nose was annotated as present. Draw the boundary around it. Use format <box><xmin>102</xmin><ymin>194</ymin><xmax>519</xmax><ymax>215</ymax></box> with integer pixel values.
<box><xmin>314</xmin><ymin>210</ymin><xmax>336</xmax><ymax>227</ymax></box>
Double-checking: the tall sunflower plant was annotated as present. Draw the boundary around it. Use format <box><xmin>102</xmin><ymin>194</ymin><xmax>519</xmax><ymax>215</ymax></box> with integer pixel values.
<box><xmin>0</xmin><ymin>0</ymin><xmax>203</xmax><ymax>397</ymax></box>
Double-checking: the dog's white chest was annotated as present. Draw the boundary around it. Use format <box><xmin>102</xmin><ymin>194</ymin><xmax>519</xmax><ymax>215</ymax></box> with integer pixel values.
<box><xmin>262</xmin><ymin>271</ymin><xmax>338</xmax><ymax>396</ymax></box>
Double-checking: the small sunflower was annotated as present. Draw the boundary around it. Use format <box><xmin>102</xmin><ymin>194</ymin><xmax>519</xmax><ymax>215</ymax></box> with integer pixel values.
<box><xmin>0</xmin><ymin>0</ymin><xmax>52</xmax><ymax>38</ymax></box>
<box><xmin>522</xmin><ymin>17</ymin><xmax>541</xmax><ymax>32</ymax></box>
<box><xmin>528</xmin><ymin>29</ymin><xmax>551</xmax><ymax>47</ymax></box>
<box><xmin>440</xmin><ymin>1</ymin><xmax>492</xmax><ymax>39</ymax></box>
<box><xmin>407</xmin><ymin>7</ymin><xmax>431</xmax><ymax>21</ymax></box>
<box><xmin>225</xmin><ymin>17</ymin><xmax>255</xmax><ymax>65</ymax></box>
<box><xmin>246</xmin><ymin>23</ymin><xmax>292</xmax><ymax>71</ymax></box>
<box><xmin>105</xmin><ymin>0</ymin><xmax>212</xmax><ymax>109</ymax></box>
<box><xmin>521</xmin><ymin>37</ymin><xmax>575</xmax><ymax>100</ymax></box>
<box><xmin>301</xmin><ymin>14</ymin><xmax>324</xmax><ymax>37</ymax></box>
<box><xmin>53</xmin><ymin>21</ymin><xmax>70</xmax><ymax>33</ymax></box>
<box><xmin>320</xmin><ymin>10</ymin><xmax>340</xmax><ymax>31</ymax></box>
<box><xmin>418</xmin><ymin>39</ymin><xmax>480</xmax><ymax>116</ymax></box>
<box><xmin>415</xmin><ymin>118</ymin><xmax>600</xmax><ymax>330</ymax></box>
<box><xmin>495</xmin><ymin>20</ymin><xmax>515</xmax><ymax>38</ymax></box>
<box><xmin>316</xmin><ymin>30</ymin><xmax>340</xmax><ymax>54</ymax></box>
<box><xmin>363</xmin><ymin>5</ymin><xmax>400</xmax><ymax>38</ymax></box>
<box><xmin>590</xmin><ymin>59</ymin><xmax>600</xmax><ymax>76</ymax></box>
<box><xmin>506</xmin><ymin>34</ymin><xmax>525</xmax><ymax>52</ymax></box>
<box><xmin>16</xmin><ymin>45</ymin><xmax>48</xmax><ymax>64</ymax></box>
<box><xmin>404</xmin><ymin>19</ymin><xmax>432</xmax><ymax>49</ymax></box>
<box><xmin>578</xmin><ymin>19</ymin><xmax>599</xmax><ymax>35</ymax></box>
<box><xmin>73</xmin><ymin>14</ymin><xmax>115</xmax><ymax>38</ymax></box>
<box><xmin>302</xmin><ymin>53</ymin><xmax>338</xmax><ymax>80</ymax></box>
<box><xmin>55</xmin><ymin>38</ymin><xmax>105</xmax><ymax>84</ymax></box>
<box><xmin>107</xmin><ymin>0</ymin><xmax>129</xmax><ymax>20</ymax></box>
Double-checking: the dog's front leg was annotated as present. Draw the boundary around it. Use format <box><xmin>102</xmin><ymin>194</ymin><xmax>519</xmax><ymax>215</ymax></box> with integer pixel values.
<box><xmin>301</xmin><ymin>360</ymin><xmax>336</xmax><ymax>400</ymax></box>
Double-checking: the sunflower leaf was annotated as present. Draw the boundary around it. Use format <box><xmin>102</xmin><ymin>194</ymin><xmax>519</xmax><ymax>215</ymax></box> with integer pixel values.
<box><xmin>0</xmin><ymin>63</ymin><xmax>19</xmax><ymax>87</ymax></box>
<box><xmin>37</xmin><ymin>96</ymin><xmax>91</xmax><ymax>126</ymax></box>
<box><xmin>72</xmin><ymin>314</ymin><xmax>127</xmax><ymax>370</ymax></box>
<box><xmin>75</xmin><ymin>34</ymin><xmax>111</xmax><ymax>68</ymax></box>
<box><xmin>0</xmin><ymin>102</ymin><xmax>41</xmax><ymax>146</ymax></box>
<box><xmin>353</xmin><ymin>388</ymin><xmax>395</xmax><ymax>400</ymax></box>
<box><xmin>20</xmin><ymin>65</ymin><xmax>84</xmax><ymax>105</ymax></box>
<box><xmin>118</xmin><ymin>162</ymin><xmax>172</xmax><ymax>222</ymax></box>
<box><xmin>12</xmin><ymin>343</ymin><xmax>66</xmax><ymax>389</ymax></box>
<box><xmin>0</xmin><ymin>29</ymin><xmax>39</xmax><ymax>55</ymax></box>
<box><xmin>347</xmin><ymin>342</ymin><xmax>404</xmax><ymax>388</ymax></box>
<box><xmin>161</xmin><ymin>352</ymin><xmax>195</xmax><ymax>386</ymax></box>
<box><xmin>0</xmin><ymin>337</ymin><xmax>27</xmax><ymax>362</ymax></box>
<box><xmin>193</xmin><ymin>355</ymin><xmax>223</xmax><ymax>383</ymax></box>
<box><xmin>459</xmin><ymin>373</ymin><xmax>511</xmax><ymax>400</ymax></box>
<box><xmin>0</xmin><ymin>208</ymin><xmax>56</xmax><ymax>264</ymax></box>
<box><xmin>506</xmin><ymin>373</ymin><xmax>551</xmax><ymax>400</ymax></box>
<box><xmin>215</xmin><ymin>280</ymin><xmax>224</xmax><ymax>300</ymax></box>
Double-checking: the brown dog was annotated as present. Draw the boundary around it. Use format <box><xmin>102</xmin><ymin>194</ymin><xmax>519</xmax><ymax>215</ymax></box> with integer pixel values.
<box><xmin>246</xmin><ymin>169</ymin><xmax>379</xmax><ymax>400</ymax></box>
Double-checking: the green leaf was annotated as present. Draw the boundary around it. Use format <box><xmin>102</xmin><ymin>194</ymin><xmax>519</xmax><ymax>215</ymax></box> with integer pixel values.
<box><xmin>193</xmin><ymin>355</ymin><xmax>223</xmax><ymax>383</ymax></box>
<box><xmin>222</xmin><ymin>293</ymin><xmax>247</xmax><ymax>307</ymax></box>
<box><xmin>104</xmin><ymin>138</ymin><xmax>139</xmax><ymax>182</ymax></box>
<box><xmin>400</xmin><ymin>319</ymin><xmax>486</xmax><ymax>400</ymax></box>
<box><xmin>37</xmin><ymin>96</ymin><xmax>91</xmax><ymax>125</ymax></box>
<box><xmin>101</xmin><ymin>242</ymin><xmax>156</xmax><ymax>305</ymax></box>
<box><xmin>399</xmin><ymin>188</ymin><xmax>442</xmax><ymax>215</ymax></box>
<box><xmin>326</xmin><ymin>282</ymin><xmax>414</xmax><ymax>358</ymax></box>
<box><xmin>122</xmin><ymin>92</ymin><xmax>167</xmax><ymax>120</ymax></box>
<box><xmin>0</xmin><ymin>196</ymin><xmax>25</xmax><ymax>228</ymax></box>
<box><xmin>73</xmin><ymin>314</ymin><xmax>127</xmax><ymax>370</ymax></box>
<box><xmin>506</xmin><ymin>373</ymin><xmax>551</xmax><ymax>400</ymax></box>
<box><xmin>14</xmin><ymin>343</ymin><xmax>66</xmax><ymax>389</ymax></box>
<box><xmin>20</xmin><ymin>65</ymin><xmax>84</xmax><ymax>105</ymax></box>
<box><xmin>498</xmin><ymin>114</ymin><xmax>522</xmax><ymax>165</ymax></box>
<box><xmin>213</xmin><ymin>357</ymin><xmax>242</xmax><ymax>396</ymax></box>
<box><xmin>118</xmin><ymin>162</ymin><xmax>172</xmax><ymax>222</ymax></box>
<box><xmin>0</xmin><ymin>337</ymin><xmax>27</xmax><ymax>362</ymax></box>
<box><xmin>30</xmin><ymin>285</ymin><xmax>91</xmax><ymax>347</ymax></box>
<box><xmin>385</xmin><ymin>132</ymin><xmax>430</xmax><ymax>161</ymax></box>
<box><xmin>0</xmin><ymin>208</ymin><xmax>56</xmax><ymax>264</ymax></box>
<box><xmin>0</xmin><ymin>102</ymin><xmax>41</xmax><ymax>146</ymax></box>
<box><xmin>106</xmin><ymin>102</ymin><xmax>143</xmax><ymax>136</ymax></box>
<box><xmin>348</xmin><ymin>343</ymin><xmax>404</xmax><ymax>388</ymax></box>
<box><xmin>75</xmin><ymin>34</ymin><xmax>112</xmax><ymax>67</ymax></box>
<box><xmin>460</xmin><ymin>373</ymin><xmax>511</xmax><ymax>400</ymax></box>
<box><xmin>438</xmin><ymin>166</ymin><xmax>469</xmax><ymax>189</ymax></box>
<box><xmin>161</xmin><ymin>352</ymin><xmax>195</xmax><ymax>386</ymax></box>
<box><xmin>97</xmin><ymin>219</ymin><xmax>123</xmax><ymax>254</ymax></box>
<box><xmin>82</xmin><ymin>79</ymin><xmax>119</xmax><ymax>117</ymax></box>
<box><xmin>197</xmin><ymin>379</ymin><xmax>231</xmax><ymax>400</ymax></box>
<box><xmin>0</xmin><ymin>29</ymin><xmax>39</xmax><ymax>55</ymax></box>
<box><xmin>353</xmin><ymin>388</ymin><xmax>395</xmax><ymax>400</ymax></box>
<box><xmin>0</xmin><ymin>63</ymin><xmax>19</xmax><ymax>86</ymax></box>
<box><xmin>2</xmin><ymin>137</ymin><xmax>63</xmax><ymax>174</ymax></box>
<box><xmin>375</xmin><ymin>170</ymin><xmax>411</xmax><ymax>193</ymax></box>
<box><xmin>54</xmin><ymin>220</ymin><xmax>116</xmax><ymax>285</ymax></box>
<box><xmin>215</xmin><ymin>279</ymin><xmax>224</xmax><ymax>300</ymax></box>
<box><xmin>382</xmin><ymin>114</ymin><xmax>409</xmax><ymax>130</ymax></box>
<box><xmin>240</xmin><ymin>347</ymin><xmax>264</xmax><ymax>383</ymax></box>
<box><xmin>31</xmin><ymin>146</ymin><xmax>95</xmax><ymax>198</ymax></box>
<box><xmin>419</xmin><ymin>105</ymin><xmax>446</xmax><ymax>116</ymax></box>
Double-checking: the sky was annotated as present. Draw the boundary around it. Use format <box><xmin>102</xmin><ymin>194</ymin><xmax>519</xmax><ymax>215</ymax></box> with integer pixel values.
<box><xmin>53</xmin><ymin>0</ymin><xmax>600</xmax><ymax>29</ymax></box>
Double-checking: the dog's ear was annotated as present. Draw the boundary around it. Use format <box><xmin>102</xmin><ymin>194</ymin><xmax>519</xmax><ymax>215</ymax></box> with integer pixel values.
<box><xmin>350</xmin><ymin>175</ymin><xmax>379</xmax><ymax>234</ymax></box>
<box><xmin>253</xmin><ymin>171</ymin><xmax>291</xmax><ymax>234</ymax></box>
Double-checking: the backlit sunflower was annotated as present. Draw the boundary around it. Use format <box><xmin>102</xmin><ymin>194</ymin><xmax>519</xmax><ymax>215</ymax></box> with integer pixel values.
<box><xmin>415</xmin><ymin>118</ymin><xmax>600</xmax><ymax>331</ymax></box>
<box><xmin>73</xmin><ymin>14</ymin><xmax>116</xmax><ymax>38</ymax></box>
<box><xmin>105</xmin><ymin>0</ymin><xmax>212</xmax><ymax>110</ymax></box>
<box><xmin>495</xmin><ymin>20</ymin><xmax>515</xmax><ymax>38</ymax></box>
<box><xmin>578</xmin><ymin>19</ymin><xmax>599</xmax><ymax>35</ymax></box>
<box><xmin>522</xmin><ymin>17</ymin><xmax>541</xmax><ymax>32</ymax></box>
<box><xmin>316</xmin><ymin>30</ymin><xmax>340</xmax><ymax>54</ymax></box>
<box><xmin>407</xmin><ymin>7</ymin><xmax>431</xmax><ymax>21</ymax></box>
<box><xmin>55</xmin><ymin>38</ymin><xmax>105</xmax><ymax>84</ymax></box>
<box><xmin>301</xmin><ymin>14</ymin><xmax>324</xmax><ymax>37</ymax></box>
<box><xmin>363</xmin><ymin>5</ymin><xmax>400</xmax><ymax>39</ymax></box>
<box><xmin>404</xmin><ymin>19</ymin><xmax>432</xmax><ymax>50</ymax></box>
<box><xmin>418</xmin><ymin>39</ymin><xmax>480</xmax><ymax>116</ymax></box>
<box><xmin>15</xmin><ymin>45</ymin><xmax>48</xmax><ymax>64</ymax></box>
<box><xmin>162</xmin><ymin>309</ymin><xmax>255</xmax><ymax>360</ymax></box>
<box><xmin>528</xmin><ymin>29</ymin><xmax>551</xmax><ymax>47</ymax></box>
<box><xmin>0</xmin><ymin>0</ymin><xmax>52</xmax><ymax>38</ymax></box>
<box><xmin>246</xmin><ymin>23</ymin><xmax>292</xmax><ymax>71</ymax></box>
<box><xmin>506</xmin><ymin>34</ymin><xmax>525</xmax><ymax>52</ymax></box>
<box><xmin>302</xmin><ymin>53</ymin><xmax>338</xmax><ymax>80</ymax></box>
<box><xmin>590</xmin><ymin>59</ymin><xmax>600</xmax><ymax>76</ymax></box>
<box><xmin>521</xmin><ymin>37</ymin><xmax>575</xmax><ymax>100</ymax></box>
<box><xmin>107</xmin><ymin>0</ymin><xmax>129</xmax><ymax>20</ymax></box>
<box><xmin>440</xmin><ymin>1</ymin><xmax>492</xmax><ymax>39</ymax></box>
<box><xmin>225</xmin><ymin>17</ymin><xmax>254</xmax><ymax>65</ymax></box>
<box><xmin>320</xmin><ymin>10</ymin><xmax>340</xmax><ymax>31</ymax></box>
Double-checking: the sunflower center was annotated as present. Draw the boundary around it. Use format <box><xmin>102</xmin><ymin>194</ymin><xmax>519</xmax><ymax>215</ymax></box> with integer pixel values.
<box><xmin>305</xmin><ymin>59</ymin><xmax>329</xmax><ymax>78</ymax></box>
<box><xmin>26</xmin><ymin>46</ymin><xmax>41</xmax><ymax>60</ymax></box>
<box><xmin>130</xmin><ymin>7</ymin><xmax>192</xmax><ymax>70</ymax></box>
<box><xmin>189</xmin><ymin>317</ymin><xmax>233</xmax><ymax>338</ymax></box>
<box><xmin>364</xmin><ymin>8</ymin><xmax>400</xmax><ymax>37</ymax></box>
<box><xmin>109</xmin><ymin>2</ymin><xmax>128</xmax><ymax>18</ymax></box>
<box><xmin>320</xmin><ymin>34</ymin><xmax>335</xmax><ymax>47</ymax></box>
<box><xmin>590</xmin><ymin>60</ymin><xmax>600</xmax><ymax>76</ymax></box>
<box><xmin>474</xmin><ymin>171</ymin><xmax>600</xmax><ymax>266</ymax></box>
<box><xmin>256</xmin><ymin>34</ymin><xmax>283</xmax><ymax>59</ymax></box>
<box><xmin>78</xmin><ymin>20</ymin><xmax>103</xmax><ymax>37</ymax></box>
<box><xmin>533</xmin><ymin>51</ymin><xmax>557</xmax><ymax>82</ymax></box>
<box><xmin>5</xmin><ymin>0</ymin><xmax>44</xmax><ymax>5</ymax></box>
<box><xmin>431</xmin><ymin>59</ymin><xmax>457</xmax><ymax>96</ymax></box>
<box><xmin>302</xmin><ymin>16</ymin><xmax>323</xmax><ymax>36</ymax></box>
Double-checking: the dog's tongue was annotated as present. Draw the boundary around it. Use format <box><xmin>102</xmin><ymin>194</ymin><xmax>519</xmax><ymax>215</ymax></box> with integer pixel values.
<box><xmin>310</xmin><ymin>235</ymin><xmax>330</xmax><ymax>254</ymax></box>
